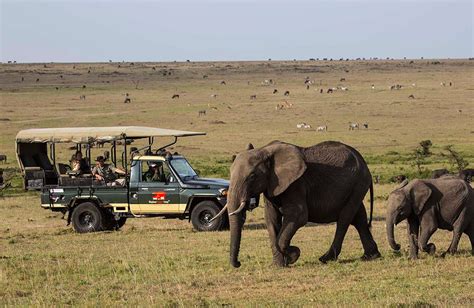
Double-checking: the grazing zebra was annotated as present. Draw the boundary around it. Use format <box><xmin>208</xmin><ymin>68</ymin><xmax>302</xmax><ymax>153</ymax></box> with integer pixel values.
<box><xmin>198</xmin><ymin>110</ymin><xmax>206</xmax><ymax>116</ymax></box>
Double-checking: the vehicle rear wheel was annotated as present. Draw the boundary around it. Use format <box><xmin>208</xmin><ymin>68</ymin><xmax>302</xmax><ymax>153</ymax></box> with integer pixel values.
<box><xmin>191</xmin><ymin>201</ymin><xmax>227</xmax><ymax>232</ymax></box>
<box><xmin>71</xmin><ymin>202</ymin><xmax>103</xmax><ymax>233</ymax></box>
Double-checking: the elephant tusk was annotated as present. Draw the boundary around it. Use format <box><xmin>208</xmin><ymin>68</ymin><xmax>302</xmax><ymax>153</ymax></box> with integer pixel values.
<box><xmin>229</xmin><ymin>201</ymin><xmax>247</xmax><ymax>216</ymax></box>
<box><xmin>208</xmin><ymin>203</ymin><xmax>228</xmax><ymax>223</ymax></box>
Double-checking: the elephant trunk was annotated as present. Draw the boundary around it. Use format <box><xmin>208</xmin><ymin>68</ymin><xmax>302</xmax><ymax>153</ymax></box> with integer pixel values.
<box><xmin>386</xmin><ymin>211</ymin><xmax>401</xmax><ymax>251</ymax></box>
<box><xmin>229</xmin><ymin>211</ymin><xmax>245</xmax><ymax>268</ymax></box>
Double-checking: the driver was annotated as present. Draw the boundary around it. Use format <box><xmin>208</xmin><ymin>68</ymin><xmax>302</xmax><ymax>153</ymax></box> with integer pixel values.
<box><xmin>144</xmin><ymin>162</ymin><xmax>164</xmax><ymax>182</ymax></box>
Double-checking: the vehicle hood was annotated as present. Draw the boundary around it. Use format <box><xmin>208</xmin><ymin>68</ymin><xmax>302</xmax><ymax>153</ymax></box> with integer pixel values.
<box><xmin>182</xmin><ymin>177</ymin><xmax>229</xmax><ymax>188</ymax></box>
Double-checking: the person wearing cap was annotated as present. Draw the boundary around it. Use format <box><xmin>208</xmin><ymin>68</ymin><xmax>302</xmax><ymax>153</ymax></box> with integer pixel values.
<box><xmin>92</xmin><ymin>156</ymin><xmax>126</xmax><ymax>185</ymax></box>
<box><xmin>144</xmin><ymin>162</ymin><xmax>164</xmax><ymax>182</ymax></box>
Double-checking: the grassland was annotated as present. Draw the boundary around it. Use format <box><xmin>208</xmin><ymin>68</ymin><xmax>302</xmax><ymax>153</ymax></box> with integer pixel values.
<box><xmin>1</xmin><ymin>59</ymin><xmax>473</xmax><ymax>306</ymax></box>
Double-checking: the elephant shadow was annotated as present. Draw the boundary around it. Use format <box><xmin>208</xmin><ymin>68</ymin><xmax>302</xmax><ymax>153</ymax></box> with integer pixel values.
<box><xmin>244</xmin><ymin>222</ymin><xmax>324</xmax><ymax>230</ymax></box>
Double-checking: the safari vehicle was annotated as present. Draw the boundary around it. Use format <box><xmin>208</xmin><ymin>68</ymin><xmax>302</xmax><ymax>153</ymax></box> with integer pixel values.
<box><xmin>15</xmin><ymin>126</ymin><xmax>229</xmax><ymax>232</ymax></box>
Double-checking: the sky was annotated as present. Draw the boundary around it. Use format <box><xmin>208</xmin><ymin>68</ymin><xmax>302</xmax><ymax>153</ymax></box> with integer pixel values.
<box><xmin>1</xmin><ymin>0</ymin><xmax>472</xmax><ymax>63</ymax></box>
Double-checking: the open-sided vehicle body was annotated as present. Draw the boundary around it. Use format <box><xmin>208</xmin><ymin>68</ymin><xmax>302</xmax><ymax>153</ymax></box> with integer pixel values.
<box><xmin>15</xmin><ymin>126</ymin><xmax>229</xmax><ymax>232</ymax></box>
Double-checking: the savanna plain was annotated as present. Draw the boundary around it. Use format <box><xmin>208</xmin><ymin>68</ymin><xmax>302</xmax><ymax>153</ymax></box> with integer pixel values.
<box><xmin>0</xmin><ymin>59</ymin><xmax>473</xmax><ymax>306</ymax></box>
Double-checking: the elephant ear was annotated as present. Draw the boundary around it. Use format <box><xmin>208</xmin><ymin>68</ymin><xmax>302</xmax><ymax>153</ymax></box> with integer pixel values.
<box><xmin>410</xmin><ymin>180</ymin><xmax>432</xmax><ymax>215</ymax></box>
<box><xmin>264</xmin><ymin>142</ymin><xmax>307</xmax><ymax>197</ymax></box>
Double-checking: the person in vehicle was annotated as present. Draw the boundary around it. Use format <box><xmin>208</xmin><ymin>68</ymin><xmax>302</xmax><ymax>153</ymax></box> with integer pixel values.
<box><xmin>144</xmin><ymin>162</ymin><xmax>164</xmax><ymax>182</ymax></box>
<box><xmin>70</xmin><ymin>151</ymin><xmax>90</xmax><ymax>175</ymax></box>
<box><xmin>92</xmin><ymin>156</ymin><xmax>126</xmax><ymax>186</ymax></box>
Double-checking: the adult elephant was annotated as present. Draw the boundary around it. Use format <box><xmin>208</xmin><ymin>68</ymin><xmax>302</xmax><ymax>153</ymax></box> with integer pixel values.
<box><xmin>212</xmin><ymin>141</ymin><xmax>381</xmax><ymax>268</ymax></box>
<box><xmin>386</xmin><ymin>177</ymin><xmax>474</xmax><ymax>259</ymax></box>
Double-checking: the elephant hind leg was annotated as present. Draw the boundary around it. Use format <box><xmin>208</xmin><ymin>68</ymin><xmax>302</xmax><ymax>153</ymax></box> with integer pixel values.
<box><xmin>463</xmin><ymin>223</ymin><xmax>474</xmax><ymax>255</ymax></box>
<box><xmin>352</xmin><ymin>203</ymin><xmax>381</xmax><ymax>260</ymax></box>
<box><xmin>443</xmin><ymin>207</ymin><xmax>468</xmax><ymax>257</ymax></box>
<box><xmin>319</xmin><ymin>191</ymin><xmax>365</xmax><ymax>263</ymax></box>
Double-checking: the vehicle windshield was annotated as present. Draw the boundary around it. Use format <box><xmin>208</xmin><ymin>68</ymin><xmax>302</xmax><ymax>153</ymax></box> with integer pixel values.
<box><xmin>169</xmin><ymin>158</ymin><xmax>198</xmax><ymax>181</ymax></box>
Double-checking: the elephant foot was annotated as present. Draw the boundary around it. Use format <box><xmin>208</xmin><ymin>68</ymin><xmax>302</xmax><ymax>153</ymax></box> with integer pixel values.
<box><xmin>272</xmin><ymin>251</ymin><xmax>287</xmax><ymax>267</ymax></box>
<box><xmin>427</xmin><ymin>243</ymin><xmax>436</xmax><ymax>255</ymax></box>
<box><xmin>441</xmin><ymin>249</ymin><xmax>457</xmax><ymax>258</ymax></box>
<box><xmin>319</xmin><ymin>248</ymin><xmax>338</xmax><ymax>264</ymax></box>
<box><xmin>361</xmin><ymin>251</ymin><xmax>381</xmax><ymax>261</ymax></box>
<box><xmin>408</xmin><ymin>254</ymin><xmax>418</xmax><ymax>260</ymax></box>
<box><xmin>286</xmin><ymin>246</ymin><xmax>300</xmax><ymax>265</ymax></box>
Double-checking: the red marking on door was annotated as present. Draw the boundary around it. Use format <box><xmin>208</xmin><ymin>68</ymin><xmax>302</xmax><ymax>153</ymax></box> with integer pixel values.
<box><xmin>152</xmin><ymin>192</ymin><xmax>166</xmax><ymax>201</ymax></box>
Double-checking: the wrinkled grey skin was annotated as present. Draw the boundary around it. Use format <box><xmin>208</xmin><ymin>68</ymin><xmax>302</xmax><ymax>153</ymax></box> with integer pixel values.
<box><xmin>225</xmin><ymin>140</ymin><xmax>381</xmax><ymax>268</ymax></box>
<box><xmin>386</xmin><ymin>177</ymin><xmax>474</xmax><ymax>259</ymax></box>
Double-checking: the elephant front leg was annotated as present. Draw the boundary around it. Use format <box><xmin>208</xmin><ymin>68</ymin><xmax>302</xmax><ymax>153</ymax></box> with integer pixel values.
<box><xmin>276</xmin><ymin>217</ymin><xmax>305</xmax><ymax>266</ymax></box>
<box><xmin>264</xmin><ymin>199</ymin><xmax>285</xmax><ymax>266</ymax></box>
<box><xmin>418</xmin><ymin>216</ymin><xmax>438</xmax><ymax>255</ymax></box>
<box><xmin>407</xmin><ymin>216</ymin><xmax>420</xmax><ymax>259</ymax></box>
<box><xmin>272</xmin><ymin>201</ymin><xmax>307</xmax><ymax>267</ymax></box>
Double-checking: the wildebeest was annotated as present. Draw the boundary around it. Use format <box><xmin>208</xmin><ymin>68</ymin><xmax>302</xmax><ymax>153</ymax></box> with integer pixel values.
<box><xmin>220</xmin><ymin>81</ymin><xmax>226</xmax><ymax>85</ymax></box>
<box><xmin>82</xmin><ymin>85</ymin><xmax>87</xmax><ymax>89</ymax></box>
<box><xmin>432</xmin><ymin>168</ymin><xmax>450</xmax><ymax>179</ymax></box>
<box><xmin>408</xmin><ymin>94</ymin><xmax>415</xmax><ymax>99</ymax></box>
<box><xmin>340</xmin><ymin>78</ymin><xmax>346</xmax><ymax>82</ymax></box>
<box><xmin>198</xmin><ymin>110</ymin><xmax>206</xmax><ymax>116</ymax></box>
<box><xmin>172</xmin><ymin>94</ymin><xmax>180</xmax><ymax>99</ymax></box>
<box><xmin>284</xmin><ymin>90</ymin><xmax>290</xmax><ymax>96</ymax></box>
<box><xmin>306</xmin><ymin>85</ymin><xmax>310</xmax><ymax>90</ymax></box>
<box><xmin>391</xmin><ymin>174</ymin><xmax>407</xmax><ymax>183</ymax></box>
<box><xmin>320</xmin><ymin>89</ymin><xmax>323</xmax><ymax>94</ymax></box>
<box><xmin>327</xmin><ymin>88</ymin><xmax>333</xmax><ymax>94</ymax></box>
<box><xmin>124</xmin><ymin>93</ymin><xmax>131</xmax><ymax>104</ymax></box>
<box><xmin>273</xmin><ymin>89</ymin><xmax>278</xmax><ymax>94</ymax></box>
<box><xmin>0</xmin><ymin>154</ymin><xmax>6</xmax><ymax>163</ymax></box>
<box><xmin>250</xmin><ymin>95</ymin><xmax>257</xmax><ymax>100</ymax></box>
<box><xmin>21</xmin><ymin>77</ymin><xmax>24</xmax><ymax>82</ymax></box>
<box><xmin>363</xmin><ymin>123</ymin><xmax>369</xmax><ymax>129</ymax></box>
<box><xmin>203</xmin><ymin>75</ymin><xmax>208</xmax><ymax>79</ymax></box>
<box><xmin>103</xmin><ymin>150</ymin><xmax>110</xmax><ymax>161</ymax></box>
<box><xmin>80</xmin><ymin>95</ymin><xmax>86</xmax><ymax>100</ymax></box>
<box><xmin>36</xmin><ymin>78</ymin><xmax>40</xmax><ymax>82</ymax></box>
<box><xmin>459</xmin><ymin>169</ymin><xmax>474</xmax><ymax>182</ymax></box>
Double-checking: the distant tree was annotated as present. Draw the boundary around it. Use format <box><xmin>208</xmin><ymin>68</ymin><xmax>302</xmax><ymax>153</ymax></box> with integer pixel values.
<box><xmin>411</xmin><ymin>140</ymin><xmax>433</xmax><ymax>175</ymax></box>
<box><xmin>442</xmin><ymin>145</ymin><xmax>469</xmax><ymax>172</ymax></box>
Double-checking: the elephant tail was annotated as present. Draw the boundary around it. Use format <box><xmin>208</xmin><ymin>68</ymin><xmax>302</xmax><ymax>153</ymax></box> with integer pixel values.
<box><xmin>368</xmin><ymin>181</ymin><xmax>374</xmax><ymax>228</ymax></box>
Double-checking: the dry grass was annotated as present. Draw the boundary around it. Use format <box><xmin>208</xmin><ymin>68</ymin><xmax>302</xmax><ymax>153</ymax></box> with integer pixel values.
<box><xmin>1</xmin><ymin>59</ymin><xmax>474</xmax><ymax>306</ymax></box>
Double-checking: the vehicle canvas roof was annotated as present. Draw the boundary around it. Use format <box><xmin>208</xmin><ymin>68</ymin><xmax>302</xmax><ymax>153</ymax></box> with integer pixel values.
<box><xmin>16</xmin><ymin>126</ymin><xmax>206</xmax><ymax>144</ymax></box>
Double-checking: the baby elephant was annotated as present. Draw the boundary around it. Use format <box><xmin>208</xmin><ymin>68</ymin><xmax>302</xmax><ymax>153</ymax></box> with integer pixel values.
<box><xmin>386</xmin><ymin>177</ymin><xmax>474</xmax><ymax>259</ymax></box>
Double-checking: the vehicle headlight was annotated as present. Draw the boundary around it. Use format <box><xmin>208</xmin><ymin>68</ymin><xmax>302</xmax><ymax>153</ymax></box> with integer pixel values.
<box><xmin>218</xmin><ymin>188</ymin><xmax>228</xmax><ymax>197</ymax></box>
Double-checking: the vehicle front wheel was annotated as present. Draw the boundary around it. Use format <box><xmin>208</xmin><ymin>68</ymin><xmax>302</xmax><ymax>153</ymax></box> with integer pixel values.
<box><xmin>71</xmin><ymin>202</ymin><xmax>104</xmax><ymax>233</ymax></box>
<box><xmin>191</xmin><ymin>201</ymin><xmax>227</xmax><ymax>232</ymax></box>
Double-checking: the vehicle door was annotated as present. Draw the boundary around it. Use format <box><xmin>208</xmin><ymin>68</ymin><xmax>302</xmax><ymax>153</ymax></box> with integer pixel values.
<box><xmin>135</xmin><ymin>160</ymin><xmax>183</xmax><ymax>214</ymax></box>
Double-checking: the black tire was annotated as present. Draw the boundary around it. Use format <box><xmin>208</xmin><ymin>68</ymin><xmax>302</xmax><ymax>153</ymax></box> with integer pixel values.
<box><xmin>101</xmin><ymin>209</ymin><xmax>127</xmax><ymax>231</ymax></box>
<box><xmin>116</xmin><ymin>217</ymin><xmax>127</xmax><ymax>229</ymax></box>
<box><xmin>71</xmin><ymin>202</ymin><xmax>104</xmax><ymax>233</ymax></box>
<box><xmin>191</xmin><ymin>201</ymin><xmax>227</xmax><ymax>232</ymax></box>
